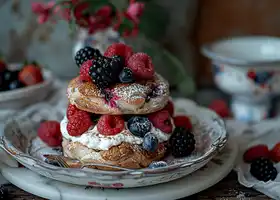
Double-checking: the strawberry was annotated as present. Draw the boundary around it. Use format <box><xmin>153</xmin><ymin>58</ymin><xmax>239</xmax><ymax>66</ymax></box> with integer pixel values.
<box><xmin>208</xmin><ymin>99</ymin><xmax>230</xmax><ymax>118</ymax></box>
<box><xmin>270</xmin><ymin>142</ymin><xmax>280</xmax><ymax>163</ymax></box>
<box><xmin>243</xmin><ymin>144</ymin><xmax>270</xmax><ymax>163</ymax></box>
<box><xmin>19</xmin><ymin>62</ymin><xmax>44</xmax><ymax>86</ymax></box>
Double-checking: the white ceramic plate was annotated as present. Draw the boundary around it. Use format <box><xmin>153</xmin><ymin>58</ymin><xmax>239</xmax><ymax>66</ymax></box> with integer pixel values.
<box><xmin>0</xmin><ymin>98</ymin><xmax>227</xmax><ymax>188</ymax></box>
<box><xmin>0</xmin><ymin>141</ymin><xmax>238</xmax><ymax>200</ymax></box>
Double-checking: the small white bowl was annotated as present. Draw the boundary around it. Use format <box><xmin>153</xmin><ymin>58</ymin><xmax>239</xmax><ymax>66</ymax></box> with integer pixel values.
<box><xmin>0</xmin><ymin>66</ymin><xmax>54</xmax><ymax>109</ymax></box>
<box><xmin>201</xmin><ymin>36</ymin><xmax>280</xmax><ymax>122</ymax></box>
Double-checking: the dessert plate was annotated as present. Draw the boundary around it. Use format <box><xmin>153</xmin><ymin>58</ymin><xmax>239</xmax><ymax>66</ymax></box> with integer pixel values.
<box><xmin>0</xmin><ymin>98</ymin><xmax>227</xmax><ymax>188</ymax></box>
<box><xmin>0</xmin><ymin>140</ymin><xmax>238</xmax><ymax>200</ymax></box>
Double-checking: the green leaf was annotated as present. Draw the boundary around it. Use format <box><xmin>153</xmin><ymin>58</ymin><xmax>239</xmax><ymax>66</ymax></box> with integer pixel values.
<box><xmin>138</xmin><ymin>1</ymin><xmax>169</xmax><ymax>40</ymax></box>
<box><xmin>117</xmin><ymin>16</ymin><xmax>135</xmax><ymax>35</ymax></box>
<box><xmin>125</xmin><ymin>35</ymin><xmax>195</xmax><ymax>96</ymax></box>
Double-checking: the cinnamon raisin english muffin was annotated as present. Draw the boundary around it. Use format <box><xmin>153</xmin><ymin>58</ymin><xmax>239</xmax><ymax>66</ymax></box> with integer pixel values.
<box><xmin>67</xmin><ymin>73</ymin><xmax>169</xmax><ymax>115</ymax></box>
<box><xmin>61</xmin><ymin>110</ymin><xmax>174</xmax><ymax>169</ymax></box>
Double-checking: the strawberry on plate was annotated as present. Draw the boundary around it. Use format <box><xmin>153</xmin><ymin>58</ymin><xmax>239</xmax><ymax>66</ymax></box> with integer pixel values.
<box><xmin>18</xmin><ymin>62</ymin><xmax>44</xmax><ymax>86</ymax></box>
<box><xmin>243</xmin><ymin>144</ymin><xmax>270</xmax><ymax>163</ymax></box>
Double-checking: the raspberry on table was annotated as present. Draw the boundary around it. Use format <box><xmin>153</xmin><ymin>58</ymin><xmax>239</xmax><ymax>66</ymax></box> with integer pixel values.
<box><xmin>169</xmin><ymin>127</ymin><xmax>196</xmax><ymax>158</ymax></box>
<box><xmin>97</xmin><ymin>115</ymin><xmax>125</xmax><ymax>136</ymax></box>
<box><xmin>250</xmin><ymin>157</ymin><xmax>278</xmax><ymax>182</ymax></box>
<box><xmin>164</xmin><ymin>100</ymin><xmax>174</xmax><ymax>116</ymax></box>
<box><xmin>243</xmin><ymin>144</ymin><xmax>270</xmax><ymax>163</ymax></box>
<box><xmin>148</xmin><ymin>110</ymin><xmax>172</xmax><ymax>134</ymax></box>
<box><xmin>66</xmin><ymin>104</ymin><xmax>80</xmax><ymax>120</ymax></box>
<box><xmin>104</xmin><ymin>43</ymin><xmax>133</xmax><ymax>65</ymax></box>
<box><xmin>127</xmin><ymin>52</ymin><xmax>155</xmax><ymax>80</ymax></box>
<box><xmin>127</xmin><ymin>116</ymin><xmax>151</xmax><ymax>137</ymax></box>
<box><xmin>67</xmin><ymin>112</ymin><xmax>93</xmax><ymax>136</ymax></box>
<box><xmin>79</xmin><ymin>59</ymin><xmax>93</xmax><ymax>81</ymax></box>
<box><xmin>173</xmin><ymin>115</ymin><xmax>192</xmax><ymax>130</ymax></box>
<box><xmin>74</xmin><ymin>46</ymin><xmax>101</xmax><ymax>68</ymax></box>
<box><xmin>38</xmin><ymin>120</ymin><xmax>62</xmax><ymax>147</ymax></box>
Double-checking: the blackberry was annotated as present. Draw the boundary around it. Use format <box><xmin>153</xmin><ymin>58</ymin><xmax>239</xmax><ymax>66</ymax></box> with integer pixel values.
<box><xmin>74</xmin><ymin>46</ymin><xmax>101</xmax><ymax>67</ymax></box>
<box><xmin>169</xmin><ymin>127</ymin><xmax>195</xmax><ymax>158</ymax></box>
<box><xmin>89</xmin><ymin>56</ymin><xmax>124</xmax><ymax>90</ymax></box>
<box><xmin>250</xmin><ymin>157</ymin><xmax>278</xmax><ymax>182</ymax></box>
<box><xmin>0</xmin><ymin>185</ymin><xmax>8</xmax><ymax>200</ymax></box>
<box><xmin>127</xmin><ymin>116</ymin><xmax>152</xmax><ymax>137</ymax></box>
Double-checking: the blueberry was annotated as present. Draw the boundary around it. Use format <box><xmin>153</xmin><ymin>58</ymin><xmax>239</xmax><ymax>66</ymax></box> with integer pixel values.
<box><xmin>119</xmin><ymin>67</ymin><xmax>134</xmax><ymax>83</ymax></box>
<box><xmin>143</xmin><ymin>132</ymin><xmax>158</xmax><ymax>152</ymax></box>
<box><xmin>3</xmin><ymin>69</ymin><xmax>19</xmax><ymax>83</ymax></box>
<box><xmin>148</xmin><ymin>161</ymin><xmax>168</xmax><ymax>169</ymax></box>
<box><xmin>7</xmin><ymin>80</ymin><xmax>24</xmax><ymax>90</ymax></box>
<box><xmin>127</xmin><ymin>116</ymin><xmax>151</xmax><ymax>137</ymax></box>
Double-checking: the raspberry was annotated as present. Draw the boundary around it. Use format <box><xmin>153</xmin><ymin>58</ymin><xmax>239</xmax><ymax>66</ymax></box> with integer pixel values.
<box><xmin>97</xmin><ymin>115</ymin><xmax>125</xmax><ymax>136</ymax></box>
<box><xmin>79</xmin><ymin>59</ymin><xmax>93</xmax><ymax>81</ymax></box>
<box><xmin>67</xmin><ymin>112</ymin><xmax>93</xmax><ymax>136</ymax></box>
<box><xmin>127</xmin><ymin>52</ymin><xmax>154</xmax><ymax>80</ymax></box>
<box><xmin>38</xmin><ymin>121</ymin><xmax>62</xmax><ymax>147</ymax></box>
<box><xmin>173</xmin><ymin>115</ymin><xmax>192</xmax><ymax>130</ymax></box>
<box><xmin>66</xmin><ymin>104</ymin><xmax>80</xmax><ymax>120</ymax></box>
<box><xmin>270</xmin><ymin>142</ymin><xmax>280</xmax><ymax>163</ymax></box>
<box><xmin>243</xmin><ymin>144</ymin><xmax>270</xmax><ymax>163</ymax></box>
<box><xmin>104</xmin><ymin>43</ymin><xmax>133</xmax><ymax>65</ymax></box>
<box><xmin>148</xmin><ymin>110</ymin><xmax>172</xmax><ymax>133</ymax></box>
<box><xmin>164</xmin><ymin>100</ymin><xmax>174</xmax><ymax>116</ymax></box>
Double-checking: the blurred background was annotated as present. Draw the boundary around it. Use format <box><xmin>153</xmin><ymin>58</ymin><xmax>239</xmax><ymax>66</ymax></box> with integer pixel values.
<box><xmin>1</xmin><ymin>0</ymin><xmax>280</xmax><ymax>121</ymax></box>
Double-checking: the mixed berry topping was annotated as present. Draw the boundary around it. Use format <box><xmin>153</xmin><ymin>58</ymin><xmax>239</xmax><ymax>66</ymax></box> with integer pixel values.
<box><xmin>119</xmin><ymin>67</ymin><xmax>134</xmax><ymax>83</ymax></box>
<box><xmin>89</xmin><ymin>56</ymin><xmax>123</xmax><ymax>90</ymax></box>
<box><xmin>127</xmin><ymin>52</ymin><xmax>154</xmax><ymax>80</ymax></box>
<box><xmin>38</xmin><ymin>120</ymin><xmax>62</xmax><ymax>147</ymax></box>
<box><xmin>104</xmin><ymin>43</ymin><xmax>133</xmax><ymax>65</ymax></box>
<box><xmin>250</xmin><ymin>157</ymin><xmax>277</xmax><ymax>182</ymax></box>
<box><xmin>148</xmin><ymin>110</ymin><xmax>172</xmax><ymax>133</ymax></box>
<box><xmin>143</xmin><ymin>132</ymin><xmax>158</xmax><ymax>152</ymax></box>
<box><xmin>127</xmin><ymin>116</ymin><xmax>151</xmax><ymax>137</ymax></box>
<box><xmin>169</xmin><ymin>127</ymin><xmax>195</xmax><ymax>158</ymax></box>
<box><xmin>97</xmin><ymin>115</ymin><xmax>125</xmax><ymax>136</ymax></box>
<box><xmin>67</xmin><ymin>111</ymin><xmax>93</xmax><ymax>136</ymax></box>
<box><xmin>74</xmin><ymin>46</ymin><xmax>101</xmax><ymax>68</ymax></box>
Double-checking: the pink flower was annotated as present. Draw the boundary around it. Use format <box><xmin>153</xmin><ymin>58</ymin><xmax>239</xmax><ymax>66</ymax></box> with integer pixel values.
<box><xmin>126</xmin><ymin>2</ymin><xmax>144</xmax><ymax>23</ymax></box>
<box><xmin>31</xmin><ymin>1</ymin><xmax>56</xmax><ymax>24</ymax></box>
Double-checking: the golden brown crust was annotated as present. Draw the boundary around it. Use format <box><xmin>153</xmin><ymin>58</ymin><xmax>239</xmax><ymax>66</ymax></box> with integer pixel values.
<box><xmin>62</xmin><ymin>138</ymin><xmax>166</xmax><ymax>169</ymax></box>
<box><xmin>67</xmin><ymin>73</ymin><xmax>169</xmax><ymax>115</ymax></box>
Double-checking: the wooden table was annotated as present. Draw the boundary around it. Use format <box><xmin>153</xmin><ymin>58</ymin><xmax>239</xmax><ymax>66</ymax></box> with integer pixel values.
<box><xmin>3</xmin><ymin>171</ymin><xmax>271</xmax><ymax>200</ymax></box>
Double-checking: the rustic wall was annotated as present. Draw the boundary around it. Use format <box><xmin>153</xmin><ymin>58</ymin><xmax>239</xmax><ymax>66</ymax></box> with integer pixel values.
<box><xmin>195</xmin><ymin>0</ymin><xmax>280</xmax><ymax>88</ymax></box>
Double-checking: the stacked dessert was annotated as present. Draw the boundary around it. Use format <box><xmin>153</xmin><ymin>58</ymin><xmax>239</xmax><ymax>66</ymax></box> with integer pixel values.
<box><xmin>61</xmin><ymin>43</ymin><xmax>195</xmax><ymax>169</ymax></box>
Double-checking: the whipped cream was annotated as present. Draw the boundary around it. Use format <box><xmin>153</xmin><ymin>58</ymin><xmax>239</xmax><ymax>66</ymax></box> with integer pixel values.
<box><xmin>60</xmin><ymin>116</ymin><xmax>172</xmax><ymax>151</ymax></box>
